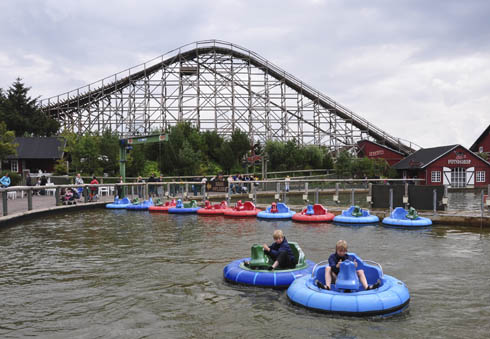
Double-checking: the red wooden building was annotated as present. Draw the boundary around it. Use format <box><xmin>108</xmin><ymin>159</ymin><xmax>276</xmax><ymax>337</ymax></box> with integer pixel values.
<box><xmin>470</xmin><ymin>124</ymin><xmax>490</xmax><ymax>157</ymax></box>
<box><xmin>357</xmin><ymin>140</ymin><xmax>405</xmax><ymax>166</ymax></box>
<box><xmin>393</xmin><ymin>144</ymin><xmax>490</xmax><ymax>187</ymax></box>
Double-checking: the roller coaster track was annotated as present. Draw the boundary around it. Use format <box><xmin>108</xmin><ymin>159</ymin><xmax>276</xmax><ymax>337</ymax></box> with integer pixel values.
<box><xmin>40</xmin><ymin>40</ymin><xmax>419</xmax><ymax>154</ymax></box>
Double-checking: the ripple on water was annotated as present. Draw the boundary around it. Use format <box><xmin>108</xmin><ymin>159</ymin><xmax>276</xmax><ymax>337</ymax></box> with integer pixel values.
<box><xmin>1</xmin><ymin>209</ymin><xmax>490</xmax><ymax>338</ymax></box>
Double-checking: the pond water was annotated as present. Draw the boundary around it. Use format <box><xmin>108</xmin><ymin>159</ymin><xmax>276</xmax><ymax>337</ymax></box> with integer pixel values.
<box><xmin>1</xmin><ymin>209</ymin><xmax>489</xmax><ymax>338</ymax></box>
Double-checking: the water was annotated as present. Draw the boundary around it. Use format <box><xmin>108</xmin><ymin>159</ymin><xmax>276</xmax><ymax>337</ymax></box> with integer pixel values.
<box><xmin>1</xmin><ymin>210</ymin><xmax>490</xmax><ymax>338</ymax></box>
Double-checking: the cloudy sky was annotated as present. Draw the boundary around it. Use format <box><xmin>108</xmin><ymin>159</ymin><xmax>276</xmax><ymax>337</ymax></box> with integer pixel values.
<box><xmin>1</xmin><ymin>0</ymin><xmax>489</xmax><ymax>148</ymax></box>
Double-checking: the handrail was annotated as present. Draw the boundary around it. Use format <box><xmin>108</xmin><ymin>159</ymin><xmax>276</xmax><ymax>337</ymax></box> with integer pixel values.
<box><xmin>311</xmin><ymin>260</ymin><xmax>330</xmax><ymax>278</ymax></box>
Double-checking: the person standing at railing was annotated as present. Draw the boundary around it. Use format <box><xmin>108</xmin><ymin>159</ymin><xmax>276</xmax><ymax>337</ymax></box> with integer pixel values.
<box><xmin>0</xmin><ymin>173</ymin><xmax>11</xmax><ymax>188</ymax></box>
<box><xmin>116</xmin><ymin>175</ymin><xmax>124</xmax><ymax>198</ymax></box>
<box><xmin>285</xmin><ymin>175</ymin><xmax>290</xmax><ymax>192</ymax></box>
<box><xmin>157</xmin><ymin>174</ymin><xmax>164</xmax><ymax>197</ymax></box>
<box><xmin>89</xmin><ymin>176</ymin><xmax>99</xmax><ymax>202</ymax></box>
<box><xmin>39</xmin><ymin>175</ymin><xmax>47</xmax><ymax>195</ymax></box>
<box><xmin>227</xmin><ymin>175</ymin><xmax>235</xmax><ymax>194</ymax></box>
<box><xmin>25</xmin><ymin>173</ymin><xmax>32</xmax><ymax>187</ymax></box>
<box><xmin>136</xmin><ymin>176</ymin><xmax>144</xmax><ymax>198</ymax></box>
<box><xmin>148</xmin><ymin>173</ymin><xmax>157</xmax><ymax>198</ymax></box>
<box><xmin>75</xmin><ymin>173</ymin><xmax>84</xmax><ymax>185</ymax></box>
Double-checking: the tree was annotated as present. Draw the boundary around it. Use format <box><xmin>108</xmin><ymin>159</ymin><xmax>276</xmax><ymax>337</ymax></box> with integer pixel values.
<box><xmin>202</xmin><ymin>130</ymin><xmax>224</xmax><ymax>163</ymax></box>
<box><xmin>0</xmin><ymin>78</ymin><xmax>60</xmax><ymax>136</ymax></box>
<box><xmin>334</xmin><ymin>150</ymin><xmax>353</xmax><ymax>178</ymax></box>
<box><xmin>229</xmin><ymin>129</ymin><xmax>251</xmax><ymax>163</ymax></box>
<box><xmin>97</xmin><ymin>130</ymin><xmax>120</xmax><ymax>175</ymax></box>
<box><xmin>0</xmin><ymin>122</ymin><xmax>17</xmax><ymax>161</ymax></box>
<box><xmin>218</xmin><ymin>142</ymin><xmax>235</xmax><ymax>173</ymax></box>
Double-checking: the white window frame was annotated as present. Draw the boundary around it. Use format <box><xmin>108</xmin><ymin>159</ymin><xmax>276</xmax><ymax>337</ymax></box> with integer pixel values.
<box><xmin>479</xmin><ymin>146</ymin><xmax>484</xmax><ymax>153</ymax></box>
<box><xmin>451</xmin><ymin>168</ymin><xmax>466</xmax><ymax>188</ymax></box>
<box><xmin>11</xmin><ymin>160</ymin><xmax>18</xmax><ymax>173</ymax></box>
<box><xmin>476</xmin><ymin>171</ymin><xmax>486</xmax><ymax>183</ymax></box>
<box><xmin>431</xmin><ymin>170</ymin><xmax>441</xmax><ymax>183</ymax></box>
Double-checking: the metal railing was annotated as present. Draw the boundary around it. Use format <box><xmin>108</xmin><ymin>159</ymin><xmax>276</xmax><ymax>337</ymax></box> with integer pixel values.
<box><xmin>2</xmin><ymin>179</ymin><xmax>488</xmax><ymax>218</ymax></box>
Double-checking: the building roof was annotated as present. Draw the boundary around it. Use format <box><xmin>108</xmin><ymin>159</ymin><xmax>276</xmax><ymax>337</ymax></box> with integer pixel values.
<box><xmin>393</xmin><ymin>145</ymin><xmax>459</xmax><ymax>170</ymax></box>
<box><xmin>357</xmin><ymin>139</ymin><xmax>405</xmax><ymax>156</ymax></box>
<box><xmin>470</xmin><ymin>124</ymin><xmax>490</xmax><ymax>152</ymax></box>
<box><xmin>7</xmin><ymin>137</ymin><xmax>65</xmax><ymax>160</ymax></box>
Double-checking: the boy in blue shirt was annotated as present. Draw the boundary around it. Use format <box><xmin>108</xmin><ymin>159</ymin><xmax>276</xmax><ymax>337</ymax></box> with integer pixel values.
<box><xmin>317</xmin><ymin>239</ymin><xmax>380</xmax><ymax>290</ymax></box>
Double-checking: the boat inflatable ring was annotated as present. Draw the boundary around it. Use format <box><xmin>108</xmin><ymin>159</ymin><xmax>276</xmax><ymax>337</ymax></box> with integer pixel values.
<box><xmin>223</xmin><ymin>258</ymin><xmax>315</xmax><ymax>288</ymax></box>
<box><xmin>382</xmin><ymin>207</ymin><xmax>432</xmax><ymax>227</ymax></box>
<box><xmin>333</xmin><ymin>206</ymin><xmax>379</xmax><ymax>224</ymax></box>
<box><xmin>287</xmin><ymin>256</ymin><xmax>410</xmax><ymax>316</ymax></box>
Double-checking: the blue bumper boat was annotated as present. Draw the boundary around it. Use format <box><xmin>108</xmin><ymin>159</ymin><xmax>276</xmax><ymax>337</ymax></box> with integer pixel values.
<box><xmin>126</xmin><ymin>198</ymin><xmax>153</xmax><ymax>211</ymax></box>
<box><xmin>224</xmin><ymin>242</ymin><xmax>314</xmax><ymax>288</ymax></box>
<box><xmin>168</xmin><ymin>199</ymin><xmax>200</xmax><ymax>214</ymax></box>
<box><xmin>382</xmin><ymin>207</ymin><xmax>432</xmax><ymax>227</ymax></box>
<box><xmin>257</xmin><ymin>202</ymin><xmax>295</xmax><ymax>220</ymax></box>
<box><xmin>333</xmin><ymin>206</ymin><xmax>379</xmax><ymax>224</ymax></box>
<box><xmin>287</xmin><ymin>253</ymin><xmax>410</xmax><ymax>316</ymax></box>
<box><xmin>106</xmin><ymin>196</ymin><xmax>131</xmax><ymax>209</ymax></box>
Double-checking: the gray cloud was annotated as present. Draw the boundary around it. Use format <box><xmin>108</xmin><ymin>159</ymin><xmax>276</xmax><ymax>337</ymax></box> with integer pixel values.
<box><xmin>1</xmin><ymin>0</ymin><xmax>489</xmax><ymax>147</ymax></box>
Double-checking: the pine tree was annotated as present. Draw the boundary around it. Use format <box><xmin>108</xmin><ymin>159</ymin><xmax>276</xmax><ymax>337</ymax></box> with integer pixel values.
<box><xmin>0</xmin><ymin>78</ymin><xmax>60</xmax><ymax>136</ymax></box>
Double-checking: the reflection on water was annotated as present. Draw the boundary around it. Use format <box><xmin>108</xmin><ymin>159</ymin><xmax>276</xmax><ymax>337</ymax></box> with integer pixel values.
<box><xmin>1</xmin><ymin>210</ymin><xmax>490</xmax><ymax>338</ymax></box>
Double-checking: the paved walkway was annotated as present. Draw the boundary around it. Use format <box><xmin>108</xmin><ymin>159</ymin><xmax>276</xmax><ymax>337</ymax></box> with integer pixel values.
<box><xmin>1</xmin><ymin>193</ymin><xmax>115</xmax><ymax>217</ymax></box>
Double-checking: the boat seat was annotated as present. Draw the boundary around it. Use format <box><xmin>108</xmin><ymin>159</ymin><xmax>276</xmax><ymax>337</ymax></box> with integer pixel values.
<box><xmin>276</xmin><ymin>203</ymin><xmax>290</xmax><ymax>213</ymax></box>
<box><xmin>391</xmin><ymin>207</ymin><xmax>407</xmax><ymax>219</ymax></box>
<box><xmin>249</xmin><ymin>244</ymin><xmax>272</xmax><ymax>268</ymax></box>
<box><xmin>335</xmin><ymin>260</ymin><xmax>360</xmax><ymax>291</ymax></box>
<box><xmin>288</xmin><ymin>242</ymin><xmax>305</xmax><ymax>267</ymax></box>
<box><xmin>313</xmin><ymin>204</ymin><xmax>327</xmax><ymax>215</ymax></box>
<box><xmin>242</xmin><ymin>201</ymin><xmax>256</xmax><ymax>210</ymax></box>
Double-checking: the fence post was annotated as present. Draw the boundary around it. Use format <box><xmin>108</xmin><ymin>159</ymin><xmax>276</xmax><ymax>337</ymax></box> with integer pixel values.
<box><xmin>227</xmin><ymin>182</ymin><xmax>231</xmax><ymax>205</ymax></box>
<box><xmin>201</xmin><ymin>183</ymin><xmax>206</xmax><ymax>199</ymax></box>
<box><xmin>334</xmin><ymin>183</ymin><xmax>340</xmax><ymax>203</ymax></box>
<box><xmin>303</xmin><ymin>182</ymin><xmax>309</xmax><ymax>202</ymax></box>
<box><xmin>403</xmin><ymin>183</ymin><xmax>409</xmax><ymax>209</ymax></box>
<box><xmin>351</xmin><ymin>188</ymin><xmax>355</xmax><ymax>206</ymax></box>
<box><xmin>28</xmin><ymin>189</ymin><xmax>33</xmax><ymax>211</ymax></box>
<box><xmin>389</xmin><ymin>188</ymin><xmax>393</xmax><ymax>215</ymax></box>
<box><xmin>2</xmin><ymin>190</ymin><xmax>7</xmax><ymax>216</ymax></box>
<box><xmin>481</xmin><ymin>190</ymin><xmax>484</xmax><ymax>217</ymax></box>
<box><xmin>433</xmin><ymin>189</ymin><xmax>437</xmax><ymax>216</ymax></box>
<box><xmin>55</xmin><ymin>187</ymin><xmax>60</xmax><ymax>206</ymax></box>
<box><xmin>276</xmin><ymin>182</ymin><xmax>281</xmax><ymax>201</ymax></box>
<box><xmin>443</xmin><ymin>186</ymin><xmax>449</xmax><ymax>211</ymax></box>
<box><xmin>367</xmin><ymin>183</ymin><xmax>372</xmax><ymax>205</ymax></box>
<box><xmin>315</xmin><ymin>188</ymin><xmax>319</xmax><ymax>204</ymax></box>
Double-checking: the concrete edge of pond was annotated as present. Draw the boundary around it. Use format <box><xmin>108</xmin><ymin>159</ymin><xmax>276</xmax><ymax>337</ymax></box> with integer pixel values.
<box><xmin>1</xmin><ymin>201</ymin><xmax>489</xmax><ymax>228</ymax></box>
<box><xmin>0</xmin><ymin>202</ymin><xmax>107</xmax><ymax>228</ymax></box>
